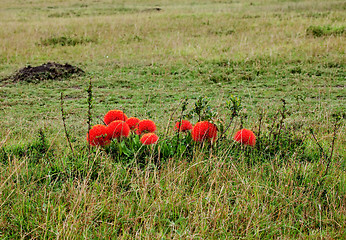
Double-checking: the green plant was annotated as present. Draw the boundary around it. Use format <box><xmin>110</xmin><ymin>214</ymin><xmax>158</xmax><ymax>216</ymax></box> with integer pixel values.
<box><xmin>218</xmin><ymin>95</ymin><xmax>242</xmax><ymax>142</ymax></box>
<box><xmin>187</xmin><ymin>96</ymin><xmax>217</xmax><ymax>122</ymax></box>
<box><xmin>306</xmin><ymin>25</ymin><xmax>345</xmax><ymax>37</ymax></box>
<box><xmin>39</xmin><ymin>36</ymin><xmax>96</xmax><ymax>46</ymax></box>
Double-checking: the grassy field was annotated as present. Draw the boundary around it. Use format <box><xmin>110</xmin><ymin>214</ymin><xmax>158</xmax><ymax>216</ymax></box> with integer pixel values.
<box><xmin>0</xmin><ymin>0</ymin><xmax>345</xmax><ymax>238</ymax></box>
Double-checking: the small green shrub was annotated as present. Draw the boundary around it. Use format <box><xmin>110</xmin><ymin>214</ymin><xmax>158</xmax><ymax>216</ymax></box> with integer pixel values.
<box><xmin>48</xmin><ymin>11</ymin><xmax>81</xmax><ymax>18</ymax></box>
<box><xmin>306</xmin><ymin>25</ymin><xmax>345</xmax><ymax>37</ymax></box>
<box><xmin>39</xmin><ymin>36</ymin><xmax>96</xmax><ymax>46</ymax></box>
<box><xmin>210</xmin><ymin>28</ymin><xmax>235</xmax><ymax>36</ymax></box>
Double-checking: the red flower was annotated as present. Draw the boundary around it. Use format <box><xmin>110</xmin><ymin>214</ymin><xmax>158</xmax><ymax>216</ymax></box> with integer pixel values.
<box><xmin>104</xmin><ymin>110</ymin><xmax>128</xmax><ymax>125</ymax></box>
<box><xmin>234</xmin><ymin>129</ymin><xmax>256</xmax><ymax>146</ymax></box>
<box><xmin>191</xmin><ymin>121</ymin><xmax>217</xmax><ymax>142</ymax></box>
<box><xmin>126</xmin><ymin>117</ymin><xmax>140</xmax><ymax>130</ymax></box>
<box><xmin>140</xmin><ymin>133</ymin><xmax>159</xmax><ymax>145</ymax></box>
<box><xmin>137</xmin><ymin>119</ymin><xmax>156</xmax><ymax>135</ymax></box>
<box><xmin>107</xmin><ymin>120</ymin><xmax>130</xmax><ymax>139</ymax></box>
<box><xmin>175</xmin><ymin>120</ymin><xmax>193</xmax><ymax>132</ymax></box>
<box><xmin>87</xmin><ymin>124</ymin><xmax>111</xmax><ymax>146</ymax></box>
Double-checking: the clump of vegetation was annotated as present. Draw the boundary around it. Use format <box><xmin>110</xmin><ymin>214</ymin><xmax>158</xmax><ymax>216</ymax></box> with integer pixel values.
<box><xmin>48</xmin><ymin>11</ymin><xmax>82</xmax><ymax>18</ymax></box>
<box><xmin>306</xmin><ymin>25</ymin><xmax>345</xmax><ymax>37</ymax></box>
<box><xmin>209</xmin><ymin>28</ymin><xmax>235</xmax><ymax>36</ymax></box>
<box><xmin>80</xmin><ymin>95</ymin><xmax>341</xmax><ymax>169</ymax></box>
<box><xmin>39</xmin><ymin>35</ymin><xmax>96</xmax><ymax>46</ymax></box>
<box><xmin>0</xmin><ymin>129</ymin><xmax>50</xmax><ymax>163</ymax></box>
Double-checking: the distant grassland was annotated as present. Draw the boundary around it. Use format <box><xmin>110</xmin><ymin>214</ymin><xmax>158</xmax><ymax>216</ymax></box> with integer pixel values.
<box><xmin>0</xmin><ymin>0</ymin><xmax>345</xmax><ymax>67</ymax></box>
<box><xmin>0</xmin><ymin>0</ymin><xmax>345</xmax><ymax>238</ymax></box>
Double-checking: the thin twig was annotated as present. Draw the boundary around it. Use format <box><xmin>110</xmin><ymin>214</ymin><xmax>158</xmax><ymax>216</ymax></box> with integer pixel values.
<box><xmin>87</xmin><ymin>79</ymin><xmax>93</xmax><ymax>164</ymax></box>
<box><xmin>220</xmin><ymin>117</ymin><xmax>235</xmax><ymax>139</ymax></box>
<box><xmin>310</xmin><ymin>128</ymin><xmax>326</xmax><ymax>160</ymax></box>
<box><xmin>175</xmin><ymin>98</ymin><xmax>187</xmax><ymax>154</ymax></box>
<box><xmin>256</xmin><ymin>110</ymin><xmax>264</xmax><ymax>150</ymax></box>
<box><xmin>323</xmin><ymin>118</ymin><xmax>341</xmax><ymax>178</ymax></box>
<box><xmin>175</xmin><ymin>119</ymin><xmax>182</xmax><ymax>154</ymax></box>
<box><xmin>98</xmin><ymin>116</ymin><xmax>107</xmax><ymax>125</ymax></box>
<box><xmin>60</xmin><ymin>92</ymin><xmax>74</xmax><ymax>155</ymax></box>
<box><xmin>216</xmin><ymin>117</ymin><xmax>234</xmax><ymax>147</ymax></box>
<box><xmin>275</xmin><ymin>99</ymin><xmax>287</xmax><ymax>147</ymax></box>
<box><xmin>164</xmin><ymin>103</ymin><xmax>181</xmax><ymax>137</ymax></box>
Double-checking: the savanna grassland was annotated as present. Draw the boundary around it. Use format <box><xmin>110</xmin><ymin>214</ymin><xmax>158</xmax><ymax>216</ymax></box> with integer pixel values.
<box><xmin>0</xmin><ymin>0</ymin><xmax>345</xmax><ymax>238</ymax></box>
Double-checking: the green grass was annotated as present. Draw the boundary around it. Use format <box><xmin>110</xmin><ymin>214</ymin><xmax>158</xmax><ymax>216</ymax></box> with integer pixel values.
<box><xmin>0</xmin><ymin>0</ymin><xmax>345</xmax><ymax>238</ymax></box>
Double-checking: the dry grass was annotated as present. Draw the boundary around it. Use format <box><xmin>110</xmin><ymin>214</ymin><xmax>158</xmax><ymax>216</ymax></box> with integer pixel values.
<box><xmin>1</xmin><ymin>150</ymin><xmax>345</xmax><ymax>238</ymax></box>
<box><xmin>0</xmin><ymin>0</ymin><xmax>345</xmax><ymax>70</ymax></box>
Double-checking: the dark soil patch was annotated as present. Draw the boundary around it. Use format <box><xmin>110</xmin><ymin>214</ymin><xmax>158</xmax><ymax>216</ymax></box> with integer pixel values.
<box><xmin>2</xmin><ymin>62</ymin><xmax>84</xmax><ymax>83</ymax></box>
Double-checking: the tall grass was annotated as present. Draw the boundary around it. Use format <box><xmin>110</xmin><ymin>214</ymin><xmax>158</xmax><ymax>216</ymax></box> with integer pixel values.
<box><xmin>0</xmin><ymin>97</ymin><xmax>344</xmax><ymax>238</ymax></box>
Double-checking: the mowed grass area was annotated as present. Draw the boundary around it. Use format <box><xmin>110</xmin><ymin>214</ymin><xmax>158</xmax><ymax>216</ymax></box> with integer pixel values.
<box><xmin>0</xmin><ymin>0</ymin><xmax>345</xmax><ymax>238</ymax></box>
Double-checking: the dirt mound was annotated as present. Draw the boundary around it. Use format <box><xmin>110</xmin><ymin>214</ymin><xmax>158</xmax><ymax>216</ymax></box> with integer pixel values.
<box><xmin>4</xmin><ymin>62</ymin><xmax>84</xmax><ymax>83</ymax></box>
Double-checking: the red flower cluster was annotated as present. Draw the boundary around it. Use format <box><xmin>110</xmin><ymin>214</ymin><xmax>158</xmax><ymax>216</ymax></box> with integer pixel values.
<box><xmin>88</xmin><ymin>110</ymin><xmax>142</xmax><ymax>146</ymax></box>
<box><xmin>175</xmin><ymin>120</ymin><xmax>193</xmax><ymax>132</ymax></box>
<box><xmin>234</xmin><ymin>129</ymin><xmax>256</xmax><ymax>146</ymax></box>
<box><xmin>137</xmin><ymin>120</ymin><xmax>156</xmax><ymax>135</ymax></box>
<box><xmin>107</xmin><ymin>120</ymin><xmax>130</xmax><ymax>139</ymax></box>
<box><xmin>86</xmin><ymin>106</ymin><xmax>258</xmax><ymax>150</ymax></box>
<box><xmin>191</xmin><ymin>121</ymin><xmax>217</xmax><ymax>142</ymax></box>
<box><xmin>140</xmin><ymin>133</ymin><xmax>159</xmax><ymax>145</ymax></box>
<box><xmin>104</xmin><ymin>110</ymin><xmax>128</xmax><ymax>125</ymax></box>
<box><xmin>87</xmin><ymin>109</ymin><xmax>161</xmax><ymax>147</ymax></box>
<box><xmin>87</xmin><ymin>125</ymin><xmax>111</xmax><ymax>146</ymax></box>
<box><xmin>126</xmin><ymin>117</ymin><xmax>140</xmax><ymax>130</ymax></box>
